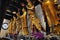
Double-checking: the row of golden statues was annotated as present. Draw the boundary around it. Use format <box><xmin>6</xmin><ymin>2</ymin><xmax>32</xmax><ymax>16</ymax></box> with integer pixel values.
<box><xmin>6</xmin><ymin>0</ymin><xmax>60</xmax><ymax>36</ymax></box>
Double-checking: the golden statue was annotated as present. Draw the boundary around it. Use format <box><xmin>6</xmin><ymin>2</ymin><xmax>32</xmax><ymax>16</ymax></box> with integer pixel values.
<box><xmin>8</xmin><ymin>8</ymin><xmax>29</xmax><ymax>36</ymax></box>
<box><xmin>20</xmin><ymin>8</ymin><xmax>29</xmax><ymax>35</ymax></box>
<box><xmin>39</xmin><ymin>0</ymin><xmax>60</xmax><ymax>35</ymax></box>
<box><xmin>27</xmin><ymin>0</ymin><xmax>42</xmax><ymax>32</ymax></box>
